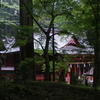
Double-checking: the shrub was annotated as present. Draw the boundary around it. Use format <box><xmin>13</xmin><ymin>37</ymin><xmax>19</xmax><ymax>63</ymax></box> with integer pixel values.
<box><xmin>0</xmin><ymin>81</ymin><xmax>100</xmax><ymax>100</ymax></box>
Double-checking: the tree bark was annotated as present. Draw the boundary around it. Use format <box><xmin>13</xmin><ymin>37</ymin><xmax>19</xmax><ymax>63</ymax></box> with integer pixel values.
<box><xmin>93</xmin><ymin>17</ymin><xmax>100</xmax><ymax>89</ymax></box>
<box><xmin>44</xmin><ymin>35</ymin><xmax>51</xmax><ymax>81</ymax></box>
<box><xmin>19</xmin><ymin>0</ymin><xmax>35</xmax><ymax>81</ymax></box>
<box><xmin>20</xmin><ymin>0</ymin><xmax>33</xmax><ymax>60</ymax></box>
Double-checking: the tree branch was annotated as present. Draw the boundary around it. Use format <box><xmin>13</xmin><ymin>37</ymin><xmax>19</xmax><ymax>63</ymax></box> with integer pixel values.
<box><xmin>20</xmin><ymin>0</ymin><xmax>46</xmax><ymax>34</ymax></box>
<box><xmin>38</xmin><ymin>0</ymin><xmax>52</xmax><ymax>15</ymax></box>
<box><xmin>88</xmin><ymin>0</ymin><xmax>97</xmax><ymax>19</ymax></box>
<box><xmin>43</xmin><ymin>0</ymin><xmax>56</xmax><ymax>35</ymax></box>
<box><xmin>55</xmin><ymin>12</ymin><xmax>66</xmax><ymax>17</ymax></box>
<box><xmin>34</xmin><ymin>37</ymin><xmax>45</xmax><ymax>51</ymax></box>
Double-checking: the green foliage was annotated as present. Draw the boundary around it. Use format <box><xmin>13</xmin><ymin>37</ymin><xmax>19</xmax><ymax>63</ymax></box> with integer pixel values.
<box><xmin>15</xmin><ymin>25</ymin><xmax>34</xmax><ymax>46</ymax></box>
<box><xmin>77</xmin><ymin>0</ymin><xmax>100</xmax><ymax>89</ymax></box>
<box><xmin>34</xmin><ymin>49</ymin><xmax>53</xmax><ymax>55</ymax></box>
<box><xmin>19</xmin><ymin>58</ymin><xmax>34</xmax><ymax>80</ymax></box>
<box><xmin>34</xmin><ymin>55</ymin><xmax>44</xmax><ymax>66</ymax></box>
<box><xmin>0</xmin><ymin>39</ymin><xmax>5</xmax><ymax>51</ymax></box>
<box><xmin>59</xmin><ymin>68</ymin><xmax>66</xmax><ymax>82</ymax></box>
<box><xmin>19</xmin><ymin>56</ymin><xmax>44</xmax><ymax>80</ymax></box>
<box><xmin>32</xmin><ymin>0</ymin><xmax>77</xmax><ymax>32</ymax></box>
<box><xmin>67</xmin><ymin>0</ymin><xmax>100</xmax><ymax>46</ymax></box>
<box><xmin>42</xmin><ymin>59</ymin><xmax>68</xmax><ymax>73</ymax></box>
<box><xmin>42</xmin><ymin>54</ymin><xmax>73</xmax><ymax>72</ymax></box>
<box><xmin>0</xmin><ymin>0</ymin><xmax>19</xmax><ymax>35</ymax></box>
<box><xmin>18</xmin><ymin>0</ymin><xmax>86</xmax><ymax>81</ymax></box>
<box><xmin>0</xmin><ymin>81</ymin><xmax>100</xmax><ymax>100</ymax></box>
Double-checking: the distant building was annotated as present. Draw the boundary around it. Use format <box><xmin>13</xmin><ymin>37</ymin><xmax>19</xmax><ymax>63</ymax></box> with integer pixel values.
<box><xmin>58</xmin><ymin>35</ymin><xmax>94</xmax><ymax>84</ymax></box>
<box><xmin>0</xmin><ymin>35</ymin><xmax>94</xmax><ymax>84</ymax></box>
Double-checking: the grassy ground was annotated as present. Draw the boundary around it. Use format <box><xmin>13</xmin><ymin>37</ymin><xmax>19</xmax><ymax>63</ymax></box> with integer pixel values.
<box><xmin>0</xmin><ymin>81</ymin><xmax>100</xmax><ymax>100</ymax></box>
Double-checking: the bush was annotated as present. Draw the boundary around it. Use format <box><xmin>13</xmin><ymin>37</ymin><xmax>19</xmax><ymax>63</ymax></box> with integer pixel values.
<box><xmin>0</xmin><ymin>81</ymin><xmax>100</xmax><ymax>100</ymax></box>
<box><xmin>18</xmin><ymin>58</ymin><xmax>34</xmax><ymax>80</ymax></box>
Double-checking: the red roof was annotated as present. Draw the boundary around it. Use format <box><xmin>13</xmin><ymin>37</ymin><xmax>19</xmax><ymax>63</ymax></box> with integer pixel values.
<box><xmin>61</xmin><ymin>35</ymin><xmax>79</xmax><ymax>48</ymax></box>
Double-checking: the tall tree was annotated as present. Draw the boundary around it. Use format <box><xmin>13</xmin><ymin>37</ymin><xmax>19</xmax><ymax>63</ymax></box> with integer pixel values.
<box><xmin>86</xmin><ymin>0</ymin><xmax>100</xmax><ymax>89</ymax></box>
<box><xmin>30</xmin><ymin>0</ymin><xmax>76</xmax><ymax>81</ymax></box>
<box><xmin>66</xmin><ymin>0</ymin><xmax>100</xmax><ymax>89</ymax></box>
<box><xmin>78</xmin><ymin>0</ymin><xmax>100</xmax><ymax>89</ymax></box>
<box><xmin>19</xmin><ymin>0</ymin><xmax>33</xmax><ymax>60</ymax></box>
<box><xmin>19</xmin><ymin>0</ymin><xmax>35</xmax><ymax>80</ymax></box>
<box><xmin>18</xmin><ymin>0</ymin><xmax>86</xmax><ymax>81</ymax></box>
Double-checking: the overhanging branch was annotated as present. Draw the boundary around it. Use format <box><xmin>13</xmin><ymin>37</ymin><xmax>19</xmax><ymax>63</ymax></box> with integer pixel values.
<box><xmin>34</xmin><ymin>37</ymin><xmax>45</xmax><ymax>51</ymax></box>
<box><xmin>20</xmin><ymin>0</ymin><xmax>46</xmax><ymax>34</ymax></box>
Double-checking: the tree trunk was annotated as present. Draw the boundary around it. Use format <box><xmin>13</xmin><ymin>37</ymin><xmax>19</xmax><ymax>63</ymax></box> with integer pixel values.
<box><xmin>20</xmin><ymin>0</ymin><xmax>33</xmax><ymax>60</ymax></box>
<box><xmin>19</xmin><ymin>0</ymin><xmax>35</xmax><ymax>81</ymax></box>
<box><xmin>93</xmin><ymin>18</ymin><xmax>100</xmax><ymax>89</ymax></box>
<box><xmin>87</xmin><ymin>0</ymin><xmax>100</xmax><ymax>90</ymax></box>
<box><xmin>92</xmin><ymin>2</ymin><xmax>100</xmax><ymax>89</ymax></box>
<box><xmin>59</xmin><ymin>68</ymin><xmax>65</xmax><ymax>82</ymax></box>
<box><xmin>52</xmin><ymin>24</ymin><xmax>55</xmax><ymax>81</ymax></box>
<box><xmin>70</xmin><ymin>70</ymin><xmax>77</xmax><ymax>85</ymax></box>
<box><xmin>44</xmin><ymin>36</ymin><xmax>50</xmax><ymax>81</ymax></box>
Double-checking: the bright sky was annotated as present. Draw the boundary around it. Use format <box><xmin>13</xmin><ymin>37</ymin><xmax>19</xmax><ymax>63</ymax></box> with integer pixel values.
<box><xmin>0</xmin><ymin>34</ymin><xmax>72</xmax><ymax>53</ymax></box>
<box><xmin>54</xmin><ymin>34</ymin><xmax>71</xmax><ymax>48</ymax></box>
<box><xmin>34</xmin><ymin>34</ymin><xmax>71</xmax><ymax>49</ymax></box>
